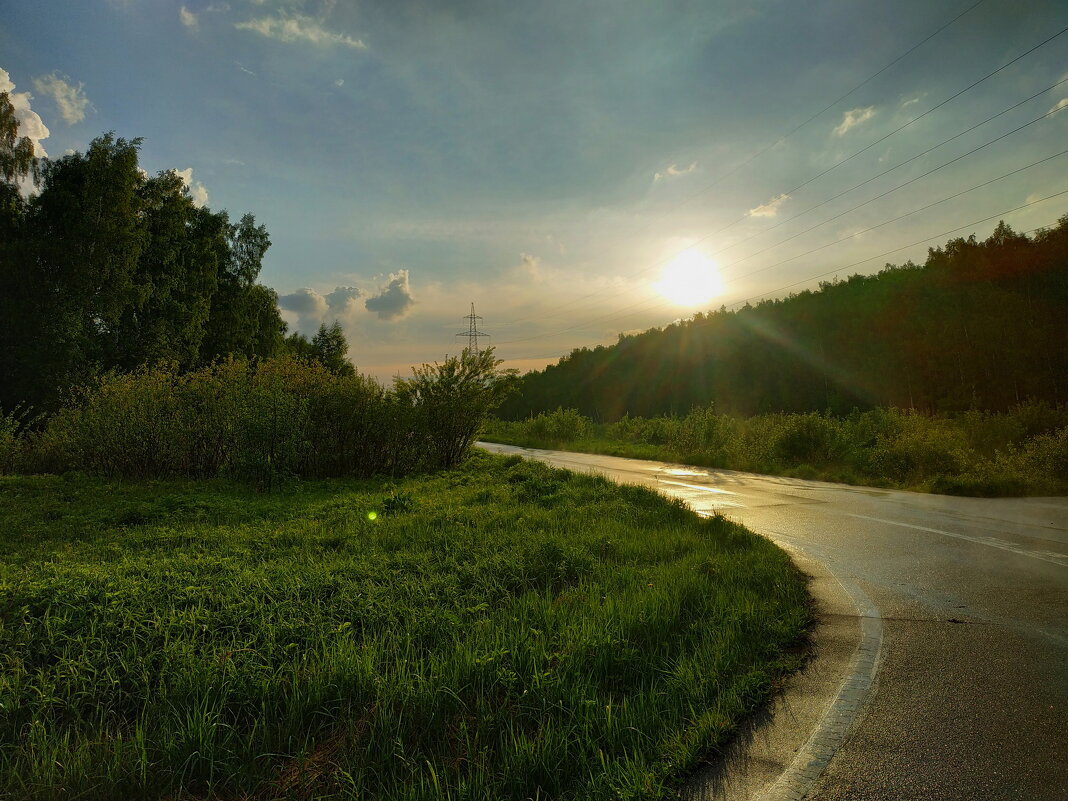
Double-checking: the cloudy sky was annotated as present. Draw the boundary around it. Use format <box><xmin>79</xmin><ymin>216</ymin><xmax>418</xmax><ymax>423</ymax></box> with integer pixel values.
<box><xmin>4</xmin><ymin>0</ymin><xmax>1068</xmax><ymax>378</ymax></box>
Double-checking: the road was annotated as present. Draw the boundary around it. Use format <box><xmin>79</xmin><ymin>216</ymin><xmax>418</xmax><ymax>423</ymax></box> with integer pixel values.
<box><xmin>478</xmin><ymin>442</ymin><xmax>1068</xmax><ymax>801</ymax></box>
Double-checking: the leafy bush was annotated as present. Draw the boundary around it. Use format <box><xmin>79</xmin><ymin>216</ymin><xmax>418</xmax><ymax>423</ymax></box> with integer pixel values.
<box><xmin>13</xmin><ymin>350</ymin><xmax>516</xmax><ymax>485</ymax></box>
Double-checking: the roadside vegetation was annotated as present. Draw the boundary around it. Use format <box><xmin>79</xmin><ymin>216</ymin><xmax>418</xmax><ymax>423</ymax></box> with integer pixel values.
<box><xmin>0</xmin><ymin>348</ymin><xmax>514</xmax><ymax>488</ymax></box>
<box><xmin>0</xmin><ymin>452</ymin><xmax>808</xmax><ymax>800</ymax></box>
<box><xmin>483</xmin><ymin>403</ymin><xmax>1068</xmax><ymax>496</ymax></box>
<box><xmin>0</xmin><ymin>103</ymin><xmax>812</xmax><ymax>800</ymax></box>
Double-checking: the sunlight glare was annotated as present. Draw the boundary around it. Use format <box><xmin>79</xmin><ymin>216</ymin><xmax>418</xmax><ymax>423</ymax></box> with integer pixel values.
<box><xmin>654</xmin><ymin>249</ymin><xmax>724</xmax><ymax>307</ymax></box>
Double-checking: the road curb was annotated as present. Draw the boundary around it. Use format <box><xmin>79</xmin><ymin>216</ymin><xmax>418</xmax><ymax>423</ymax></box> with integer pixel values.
<box><xmin>683</xmin><ymin>530</ymin><xmax>883</xmax><ymax>801</ymax></box>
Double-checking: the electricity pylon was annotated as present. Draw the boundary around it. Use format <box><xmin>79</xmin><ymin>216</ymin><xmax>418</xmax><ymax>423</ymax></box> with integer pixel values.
<box><xmin>456</xmin><ymin>302</ymin><xmax>488</xmax><ymax>356</ymax></box>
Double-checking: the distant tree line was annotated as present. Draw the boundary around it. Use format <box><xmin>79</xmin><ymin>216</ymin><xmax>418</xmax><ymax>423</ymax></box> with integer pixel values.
<box><xmin>498</xmin><ymin>218</ymin><xmax>1068</xmax><ymax>421</ymax></box>
<box><xmin>0</xmin><ymin>91</ymin><xmax>350</xmax><ymax>414</ymax></box>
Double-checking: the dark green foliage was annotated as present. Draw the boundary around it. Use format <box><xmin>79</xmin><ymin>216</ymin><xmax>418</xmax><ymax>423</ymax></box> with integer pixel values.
<box><xmin>484</xmin><ymin>404</ymin><xmax>1068</xmax><ymax>496</ymax></box>
<box><xmin>5</xmin><ymin>351</ymin><xmax>516</xmax><ymax>485</ymax></box>
<box><xmin>0</xmin><ymin>453</ymin><xmax>809</xmax><ymax>799</ymax></box>
<box><xmin>310</xmin><ymin>321</ymin><xmax>356</xmax><ymax>376</ymax></box>
<box><xmin>498</xmin><ymin>220</ymin><xmax>1068</xmax><ymax>422</ymax></box>
<box><xmin>0</xmin><ymin>115</ymin><xmax>286</xmax><ymax>414</ymax></box>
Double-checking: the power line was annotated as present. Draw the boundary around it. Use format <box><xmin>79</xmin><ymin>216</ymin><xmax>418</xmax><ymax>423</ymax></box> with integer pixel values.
<box><xmin>496</xmin><ymin>149</ymin><xmax>1068</xmax><ymax>347</ymax></box>
<box><xmin>498</xmin><ymin>212</ymin><xmax>1065</xmax><ymax>367</ymax></box>
<box><xmin>506</xmin><ymin>82</ymin><xmax>1068</xmax><ymax>329</ymax></box>
<box><xmin>495</xmin><ymin>22</ymin><xmax>1068</xmax><ymax>330</ymax></box>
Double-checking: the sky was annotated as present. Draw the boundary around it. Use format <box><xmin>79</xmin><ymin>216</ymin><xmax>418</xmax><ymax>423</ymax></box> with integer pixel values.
<box><xmin>3</xmin><ymin>0</ymin><xmax>1068</xmax><ymax>379</ymax></box>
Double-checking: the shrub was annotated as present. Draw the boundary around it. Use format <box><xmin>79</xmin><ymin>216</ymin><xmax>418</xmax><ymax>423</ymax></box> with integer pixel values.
<box><xmin>524</xmin><ymin>407</ymin><xmax>590</xmax><ymax>444</ymax></box>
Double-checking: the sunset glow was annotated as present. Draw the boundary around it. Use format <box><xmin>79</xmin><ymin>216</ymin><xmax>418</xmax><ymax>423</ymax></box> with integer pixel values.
<box><xmin>654</xmin><ymin>249</ymin><xmax>724</xmax><ymax>307</ymax></box>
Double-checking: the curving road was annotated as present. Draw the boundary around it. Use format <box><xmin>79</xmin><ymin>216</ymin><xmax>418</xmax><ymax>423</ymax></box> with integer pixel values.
<box><xmin>478</xmin><ymin>442</ymin><xmax>1068</xmax><ymax>801</ymax></box>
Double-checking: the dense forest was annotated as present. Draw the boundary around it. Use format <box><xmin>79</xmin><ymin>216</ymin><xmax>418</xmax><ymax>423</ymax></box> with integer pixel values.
<box><xmin>0</xmin><ymin>92</ymin><xmax>348</xmax><ymax>415</ymax></box>
<box><xmin>498</xmin><ymin>220</ymin><xmax>1068</xmax><ymax>421</ymax></box>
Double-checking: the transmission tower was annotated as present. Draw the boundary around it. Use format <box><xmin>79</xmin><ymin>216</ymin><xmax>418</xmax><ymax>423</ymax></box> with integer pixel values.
<box><xmin>456</xmin><ymin>302</ymin><xmax>489</xmax><ymax>355</ymax></box>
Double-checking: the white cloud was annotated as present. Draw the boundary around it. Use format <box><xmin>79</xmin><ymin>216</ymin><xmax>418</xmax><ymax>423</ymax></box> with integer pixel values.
<box><xmin>1049</xmin><ymin>98</ymin><xmax>1068</xmax><ymax>114</ymax></box>
<box><xmin>180</xmin><ymin>6</ymin><xmax>198</xmax><ymax>28</ymax></box>
<box><xmin>175</xmin><ymin>167</ymin><xmax>209</xmax><ymax>207</ymax></box>
<box><xmin>0</xmin><ymin>68</ymin><xmax>49</xmax><ymax>158</ymax></box>
<box><xmin>654</xmin><ymin>161</ymin><xmax>697</xmax><ymax>181</ymax></box>
<box><xmin>365</xmin><ymin>270</ymin><xmax>415</xmax><ymax>320</ymax></box>
<box><xmin>235</xmin><ymin>14</ymin><xmax>366</xmax><ymax>48</ymax></box>
<box><xmin>901</xmin><ymin>96</ymin><xmax>921</xmax><ymax>108</ymax></box>
<box><xmin>748</xmin><ymin>193</ymin><xmax>790</xmax><ymax>218</ymax></box>
<box><xmin>833</xmin><ymin>106</ymin><xmax>876</xmax><ymax>137</ymax></box>
<box><xmin>334</xmin><ymin>78</ymin><xmax>344</xmax><ymax>87</ymax></box>
<box><xmin>31</xmin><ymin>72</ymin><xmax>90</xmax><ymax>125</ymax></box>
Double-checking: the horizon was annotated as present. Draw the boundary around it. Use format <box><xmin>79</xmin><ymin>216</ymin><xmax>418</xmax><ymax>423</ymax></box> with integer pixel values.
<box><xmin>4</xmin><ymin>0</ymin><xmax>1068</xmax><ymax>379</ymax></box>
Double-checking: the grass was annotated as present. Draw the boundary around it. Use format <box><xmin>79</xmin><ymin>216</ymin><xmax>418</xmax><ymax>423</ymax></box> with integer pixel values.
<box><xmin>482</xmin><ymin>406</ymin><xmax>1068</xmax><ymax>497</ymax></box>
<box><xmin>0</xmin><ymin>451</ymin><xmax>809</xmax><ymax>800</ymax></box>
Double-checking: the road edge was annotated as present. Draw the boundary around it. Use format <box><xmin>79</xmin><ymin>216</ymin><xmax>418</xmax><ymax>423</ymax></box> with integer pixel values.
<box><xmin>684</xmin><ymin>531</ymin><xmax>883</xmax><ymax>801</ymax></box>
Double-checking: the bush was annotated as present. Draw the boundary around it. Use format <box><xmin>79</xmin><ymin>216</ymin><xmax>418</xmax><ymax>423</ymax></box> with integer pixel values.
<box><xmin>14</xmin><ymin>350</ymin><xmax>516</xmax><ymax>485</ymax></box>
<box><xmin>524</xmin><ymin>408</ymin><xmax>591</xmax><ymax>444</ymax></box>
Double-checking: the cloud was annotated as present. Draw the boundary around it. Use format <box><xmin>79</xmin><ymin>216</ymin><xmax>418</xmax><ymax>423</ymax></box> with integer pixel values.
<box><xmin>0</xmin><ymin>68</ymin><xmax>49</xmax><ymax>158</ymax></box>
<box><xmin>901</xmin><ymin>96</ymin><xmax>921</xmax><ymax>108</ymax></box>
<box><xmin>326</xmin><ymin>285</ymin><xmax>364</xmax><ymax>314</ymax></box>
<box><xmin>31</xmin><ymin>72</ymin><xmax>90</xmax><ymax>125</ymax></box>
<box><xmin>278</xmin><ymin>287</ymin><xmax>329</xmax><ymax>316</ymax></box>
<box><xmin>365</xmin><ymin>270</ymin><xmax>415</xmax><ymax>320</ymax></box>
<box><xmin>833</xmin><ymin>106</ymin><xmax>876</xmax><ymax>136</ymax></box>
<box><xmin>748</xmin><ymin>193</ymin><xmax>790</xmax><ymax>218</ymax></box>
<box><xmin>180</xmin><ymin>6</ymin><xmax>198</xmax><ymax>28</ymax></box>
<box><xmin>334</xmin><ymin>78</ymin><xmax>344</xmax><ymax>87</ymax></box>
<box><xmin>1049</xmin><ymin>98</ymin><xmax>1068</xmax><ymax>114</ymax></box>
<box><xmin>235</xmin><ymin>14</ymin><xmax>366</xmax><ymax>48</ymax></box>
<box><xmin>654</xmin><ymin>161</ymin><xmax>697</xmax><ymax>181</ymax></box>
<box><xmin>175</xmin><ymin>167</ymin><xmax>209</xmax><ymax>207</ymax></box>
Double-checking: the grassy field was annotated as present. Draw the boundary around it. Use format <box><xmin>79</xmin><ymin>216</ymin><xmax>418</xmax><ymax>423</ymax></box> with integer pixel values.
<box><xmin>0</xmin><ymin>451</ymin><xmax>808</xmax><ymax>800</ymax></box>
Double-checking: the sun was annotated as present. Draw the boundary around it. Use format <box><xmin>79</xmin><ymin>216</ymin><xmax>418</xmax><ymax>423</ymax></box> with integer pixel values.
<box><xmin>654</xmin><ymin>249</ymin><xmax>724</xmax><ymax>307</ymax></box>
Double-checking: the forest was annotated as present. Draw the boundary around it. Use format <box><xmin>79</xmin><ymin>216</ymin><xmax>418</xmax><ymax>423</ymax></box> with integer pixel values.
<box><xmin>0</xmin><ymin>92</ymin><xmax>350</xmax><ymax>416</ymax></box>
<box><xmin>497</xmin><ymin>219</ymin><xmax>1068</xmax><ymax>421</ymax></box>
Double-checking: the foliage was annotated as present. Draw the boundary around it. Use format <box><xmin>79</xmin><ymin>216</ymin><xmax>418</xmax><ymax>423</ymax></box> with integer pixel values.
<box><xmin>3</xmin><ymin>351</ymin><xmax>515</xmax><ymax>485</ymax></box>
<box><xmin>498</xmin><ymin>220</ymin><xmax>1068</xmax><ymax>422</ymax></box>
<box><xmin>0</xmin><ymin>119</ymin><xmax>285</xmax><ymax>414</ymax></box>
<box><xmin>0</xmin><ymin>453</ymin><xmax>808</xmax><ymax>800</ymax></box>
<box><xmin>483</xmin><ymin>404</ymin><xmax>1068</xmax><ymax>496</ymax></box>
<box><xmin>394</xmin><ymin>348</ymin><xmax>519</xmax><ymax>469</ymax></box>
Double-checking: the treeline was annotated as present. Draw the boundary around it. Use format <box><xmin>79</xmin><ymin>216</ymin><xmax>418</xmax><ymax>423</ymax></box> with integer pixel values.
<box><xmin>498</xmin><ymin>219</ymin><xmax>1068</xmax><ymax>421</ymax></box>
<box><xmin>0</xmin><ymin>93</ymin><xmax>345</xmax><ymax>415</ymax></box>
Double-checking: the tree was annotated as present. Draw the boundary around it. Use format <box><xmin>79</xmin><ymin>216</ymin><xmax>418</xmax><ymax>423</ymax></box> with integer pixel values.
<box><xmin>311</xmin><ymin>321</ymin><xmax>355</xmax><ymax>376</ymax></box>
<box><xmin>394</xmin><ymin>347</ymin><xmax>517</xmax><ymax>468</ymax></box>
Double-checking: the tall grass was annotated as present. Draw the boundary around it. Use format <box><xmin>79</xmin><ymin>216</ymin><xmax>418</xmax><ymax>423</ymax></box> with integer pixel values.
<box><xmin>0</xmin><ymin>452</ymin><xmax>808</xmax><ymax>800</ymax></box>
<box><xmin>4</xmin><ymin>350</ymin><xmax>514</xmax><ymax>486</ymax></box>
<box><xmin>483</xmin><ymin>402</ymin><xmax>1068</xmax><ymax>496</ymax></box>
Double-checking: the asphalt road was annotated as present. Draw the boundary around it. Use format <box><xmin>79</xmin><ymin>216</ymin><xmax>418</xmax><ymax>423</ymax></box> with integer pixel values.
<box><xmin>478</xmin><ymin>442</ymin><xmax>1068</xmax><ymax>801</ymax></box>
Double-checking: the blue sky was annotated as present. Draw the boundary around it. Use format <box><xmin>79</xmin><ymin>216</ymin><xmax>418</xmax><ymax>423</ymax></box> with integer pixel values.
<box><xmin>4</xmin><ymin>0</ymin><xmax>1068</xmax><ymax>377</ymax></box>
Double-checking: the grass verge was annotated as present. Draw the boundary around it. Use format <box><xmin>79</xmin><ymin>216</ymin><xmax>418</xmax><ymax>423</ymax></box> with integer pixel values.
<box><xmin>0</xmin><ymin>451</ymin><xmax>808</xmax><ymax>800</ymax></box>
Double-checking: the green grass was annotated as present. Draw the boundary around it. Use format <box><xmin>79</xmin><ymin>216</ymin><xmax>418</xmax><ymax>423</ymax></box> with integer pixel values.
<box><xmin>0</xmin><ymin>451</ymin><xmax>808</xmax><ymax>800</ymax></box>
<box><xmin>483</xmin><ymin>406</ymin><xmax>1068</xmax><ymax>497</ymax></box>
